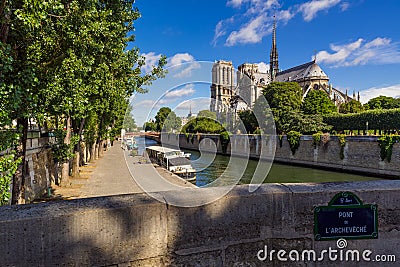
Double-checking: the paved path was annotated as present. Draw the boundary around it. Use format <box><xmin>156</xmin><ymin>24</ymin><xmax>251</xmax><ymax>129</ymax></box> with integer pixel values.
<box><xmin>79</xmin><ymin>142</ymin><xmax>144</xmax><ymax>198</ymax></box>
<box><xmin>66</xmin><ymin>141</ymin><xmax>195</xmax><ymax>200</ymax></box>
<box><xmin>126</xmin><ymin>155</ymin><xmax>196</xmax><ymax>192</ymax></box>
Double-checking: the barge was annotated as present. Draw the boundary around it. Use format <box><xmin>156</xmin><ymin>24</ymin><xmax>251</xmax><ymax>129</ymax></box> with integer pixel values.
<box><xmin>145</xmin><ymin>146</ymin><xmax>196</xmax><ymax>182</ymax></box>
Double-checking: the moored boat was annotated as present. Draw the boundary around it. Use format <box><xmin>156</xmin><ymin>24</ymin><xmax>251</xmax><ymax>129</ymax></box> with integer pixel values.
<box><xmin>145</xmin><ymin>146</ymin><xmax>196</xmax><ymax>182</ymax></box>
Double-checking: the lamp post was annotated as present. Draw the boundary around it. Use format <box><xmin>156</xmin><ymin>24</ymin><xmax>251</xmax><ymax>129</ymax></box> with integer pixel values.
<box><xmin>366</xmin><ymin>121</ymin><xmax>369</xmax><ymax>136</ymax></box>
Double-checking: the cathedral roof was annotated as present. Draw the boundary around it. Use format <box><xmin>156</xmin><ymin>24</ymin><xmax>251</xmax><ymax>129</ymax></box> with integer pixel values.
<box><xmin>304</xmin><ymin>63</ymin><xmax>328</xmax><ymax>79</ymax></box>
<box><xmin>275</xmin><ymin>61</ymin><xmax>329</xmax><ymax>82</ymax></box>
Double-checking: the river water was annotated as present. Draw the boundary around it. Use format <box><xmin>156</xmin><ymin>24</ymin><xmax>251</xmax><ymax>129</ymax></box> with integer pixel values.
<box><xmin>137</xmin><ymin>137</ymin><xmax>382</xmax><ymax>187</ymax></box>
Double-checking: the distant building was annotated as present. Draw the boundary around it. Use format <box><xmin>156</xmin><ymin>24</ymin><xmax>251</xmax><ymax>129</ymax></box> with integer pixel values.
<box><xmin>210</xmin><ymin>15</ymin><xmax>359</xmax><ymax>115</ymax></box>
<box><xmin>181</xmin><ymin>106</ymin><xmax>197</xmax><ymax>127</ymax></box>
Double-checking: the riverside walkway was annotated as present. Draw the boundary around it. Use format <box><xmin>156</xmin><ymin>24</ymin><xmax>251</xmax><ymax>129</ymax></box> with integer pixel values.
<box><xmin>53</xmin><ymin>141</ymin><xmax>195</xmax><ymax>200</ymax></box>
<box><xmin>79</xmin><ymin>142</ymin><xmax>144</xmax><ymax>198</ymax></box>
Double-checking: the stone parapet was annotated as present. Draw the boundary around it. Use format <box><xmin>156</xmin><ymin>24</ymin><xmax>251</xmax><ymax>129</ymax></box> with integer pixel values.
<box><xmin>0</xmin><ymin>181</ymin><xmax>399</xmax><ymax>266</ymax></box>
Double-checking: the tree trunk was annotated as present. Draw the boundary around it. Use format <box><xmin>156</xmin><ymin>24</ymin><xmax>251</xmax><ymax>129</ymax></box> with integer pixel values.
<box><xmin>11</xmin><ymin>117</ymin><xmax>28</xmax><ymax>204</ymax></box>
<box><xmin>80</xmin><ymin>142</ymin><xmax>86</xmax><ymax>165</ymax></box>
<box><xmin>61</xmin><ymin>117</ymin><xmax>71</xmax><ymax>186</ymax></box>
<box><xmin>54</xmin><ymin>162</ymin><xmax>60</xmax><ymax>186</ymax></box>
<box><xmin>72</xmin><ymin>152</ymin><xmax>80</xmax><ymax>178</ymax></box>
<box><xmin>90</xmin><ymin>142</ymin><xmax>96</xmax><ymax>162</ymax></box>
<box><xmin>99</xmin><ymin>140</ymin><xmax>104</xmax><ymax>158</ymax></box>
<box><xmin>95</xmin><ymin>142</ymin><xmax>99</xmax><ymax>160</ymax></box>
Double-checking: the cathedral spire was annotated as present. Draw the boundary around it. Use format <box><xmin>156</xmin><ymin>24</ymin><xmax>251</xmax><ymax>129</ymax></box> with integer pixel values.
<box><xmin>270</xmin><ymin>13</ymin><xmax>279</xmax><ymax>81</ymax></box>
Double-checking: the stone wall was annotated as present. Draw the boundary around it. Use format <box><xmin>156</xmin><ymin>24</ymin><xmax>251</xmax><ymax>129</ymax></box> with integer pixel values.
<box><xmin>23</xmin><ymin>137</ymin><xmax>57</xmax><ymax>202</ymax></box>
<box><xmin>160</xmin><ymin>134</ymin><xmax>400</xmax><ymax>178</ymax></box>
<box><xmin>0</xmin><ymin>181</ymin><xmax>399</xmax><ymax>266</ymax></box>
<box><xmin>275</xmin><ymin>135</ymin><xmax>400</xmax><ymax>178</ymax></box>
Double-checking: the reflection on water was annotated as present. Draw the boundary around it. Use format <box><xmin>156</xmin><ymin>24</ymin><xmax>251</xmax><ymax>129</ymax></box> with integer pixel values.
<box><xmin>137</xmin><ymin>137</ymin><xmax>383</xmax><ymax>187</ymax></box>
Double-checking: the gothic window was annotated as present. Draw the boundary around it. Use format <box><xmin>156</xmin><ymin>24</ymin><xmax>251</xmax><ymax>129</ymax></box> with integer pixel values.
<box><xmin>222</xmin><ymin>67</ymin><xmax>226</xmax><ymax>84</ymax></box>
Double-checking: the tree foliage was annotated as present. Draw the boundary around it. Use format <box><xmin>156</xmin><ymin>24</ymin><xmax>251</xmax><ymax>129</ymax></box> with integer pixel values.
<box><xmin>278</xmin><ymin>111</ymin><xmax>331</xmax><ymax>134</ymax></box>
<box><xmin>0</xmin><ymin>0</ymin><xmax>166</xmax><ymax>203</ymax></box>
<box><xmin>238</xmin><ymin>110</ymin><xmax>258</xmax><ymax>134</ymax></box>
<box><xmin>155</xmin><ymin>107</ymin><xmax>181</xmax><ymax>132</ymax></box>
<box><xmin>262</xmin><ymin>83</ymin><xmax>330</xmax><ymax>134</ymax></box>
<box><xmin>181</xmin><ymin>117</ymin><xmax>225</xmax><ymax>134</ymax></box>
<box><xmin>197</xmin><ymin>110</ymin><xmax>217</xmax><ymax>120</ymax></box>
<box><xmin>339</xmin><ymin>100</ymin><xmax>364</xmax><ymax>114</ymax></box>
<box><xmin>143</xmin><ymin>121</ymin><xmax>157</xmax><ymax>132</ymax></box>
<box><xmin>124</xmin><ymin>104</ymin><xmax>137</xmax><ymax>132</ymax></box>
<box><xmin>302</xmin><ymin>90</ymin><xmax>337</xmax><ymax>115</ymax></box>
<box><xmin>263</xmin><ymin>82</ymin><xmax>302</xmax><ymax>113</ymax></box>
<box><xmin>366</xmin><ymin>96</ymin><xmax>400</xmax><ymax>110</ymax></box>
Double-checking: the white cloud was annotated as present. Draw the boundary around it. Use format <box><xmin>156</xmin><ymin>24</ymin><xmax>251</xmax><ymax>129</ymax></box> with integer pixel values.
<box><xmin>226</xmin><ymin>15</ymin><xmax>268</xmax><ymax>46</ymax></box>
<box><xmin>212</xmin><ymin>17</ymin><xmax>235</xmax><ymax>46</ymax></box>
<box><xmin>168</xmin><ymin>53</ymin><xmax>201</xmax><ymax>78</ymax></box>
<box><xmin>142</xmin><ymin>52</ymin><xmax>200</xmax><ymax>78</ymax></box>
<box><xmin>340</xmin><ymin>2</ymin><xmax>350</xmax><ymax>11</ymax></box>
<box><xmin>140</xmin><ymin>52</ymin><xmax>162</xmax><ymax>73</ymax></box>
<box><xmin>316</xmin><ymin>37</ymin><xmax>400</xmax><ymax>67</ymax></box>
<box><xmin>257</xmin><ymin>62</ymin><xmax>269</xmax><ymax>73</ymax></box>
<box><xmin>132</xmin><ymin>99</ymin><xmax>156</xmax><ymax>108</ymax></box>
<box><xmin>299</xmin><ymin>0</ymin><xmax>341</xmax><ymax>22</ymax></box>
<box><xmin>175</xmin><ymin>98</ymin><xmax>211</xmax><ymax>111</ymax></box>
<box><xmin>214</xmin><ymin>0</ymin><xmax>346</xmax><ymax>47</ymax></box>
<box><xmin>359</xmin><ymin>84</ymin><xmax>400</xmax><ymax>104</ymax></box>
<box><xmin>168</xmin><ymin>53</ymin><xmax>195</xmax><ymax>67</ymax></box>
<box><xmin>164</xmin><ymin>84</ymin><xmax>196</xmax><ymax>99</ymax></box>
<box><xmin>227</xmin><ymin>0</ymin><xmax>247</xmax><ymax>8</ymax></box>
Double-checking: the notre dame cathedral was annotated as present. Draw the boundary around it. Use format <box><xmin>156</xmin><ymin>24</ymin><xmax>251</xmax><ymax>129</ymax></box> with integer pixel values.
<box><xmin>210</xmin><ymin>17</ymin><xmax>359</xmax><ymax>115</ymax></box>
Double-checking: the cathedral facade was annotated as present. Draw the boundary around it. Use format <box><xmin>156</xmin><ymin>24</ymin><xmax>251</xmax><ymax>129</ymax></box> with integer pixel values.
<box><xmin>210</xmin><ymin>17</ymin><xmax>358</xmax><ymax>115</ymax></box>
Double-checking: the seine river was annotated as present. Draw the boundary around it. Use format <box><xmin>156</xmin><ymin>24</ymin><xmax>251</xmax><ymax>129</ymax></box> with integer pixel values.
<box><xmin>138</xmin><ymin>137</ymin><xmax>382</xmax><ymax>187</ymax></box>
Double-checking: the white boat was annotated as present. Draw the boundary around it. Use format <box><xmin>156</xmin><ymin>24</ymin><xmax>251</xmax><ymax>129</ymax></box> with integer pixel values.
<box><xmin>145</xmin><ymin>146</ymin><xmax>196</xmax><ymax>182</ymax></box>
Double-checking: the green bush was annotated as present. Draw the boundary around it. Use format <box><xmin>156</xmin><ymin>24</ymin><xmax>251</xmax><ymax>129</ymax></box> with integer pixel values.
<box><xmin>337</xmin><ymin>134</ymin><xmax>346</xmax><ymax>160</ymax></box>
<box><xmin>378</xmin><ymin>135</ymin><xmax>400</xmax><ymax>162</ymax></box>
<box><xmin>312</xmin><ymin>132</ymin><xmax>323</xmax><ymax>148</ymax></box>
<box><xmin>287</xmin><ymin>131</ymin><xmax>301</xmax><ymax>155</ymax></box>
<box><xmin>219</xmin><ymin>131</ymin><xmax>230</xmax><ymax>154</ymax></box>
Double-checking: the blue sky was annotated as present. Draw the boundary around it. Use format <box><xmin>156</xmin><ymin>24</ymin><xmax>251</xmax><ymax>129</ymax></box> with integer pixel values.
<box><xmin>129</xmin><ymin>0</ymin><xmax>400</xmax><ymax>125</ymax></box>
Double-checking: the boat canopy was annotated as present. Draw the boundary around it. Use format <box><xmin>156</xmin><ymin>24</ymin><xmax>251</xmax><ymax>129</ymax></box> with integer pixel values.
<box><xmin>168</xmin><ymin>157</ymin><xmax>191</xmax><ymax>166</ymax></box>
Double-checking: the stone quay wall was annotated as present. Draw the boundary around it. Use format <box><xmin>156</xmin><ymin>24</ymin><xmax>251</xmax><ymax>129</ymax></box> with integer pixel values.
<box><xmin>159</xmin><ymin>133</ymin><xmax>400</xmax><ymax>178</ymax></box>
<box><xmin>0</xmin><ymin>181</ymin><xmax>399</xmax><ymax>266</ymax></box>
<box><xmin>20</xmin><ymin>137</ymin><xmax>57</xmax><ymax>202</ymax></box>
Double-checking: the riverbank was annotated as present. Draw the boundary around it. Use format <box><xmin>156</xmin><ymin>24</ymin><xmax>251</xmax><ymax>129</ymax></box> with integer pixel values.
<box><xmin>159</xmin><ymin>133</ymin><xmax>400</xmax><ymax>179</ymax></box>
<box><xmin>41</xmin><ymin>141</ymin><xmax>195</xmax><ymax>201</ymax></box>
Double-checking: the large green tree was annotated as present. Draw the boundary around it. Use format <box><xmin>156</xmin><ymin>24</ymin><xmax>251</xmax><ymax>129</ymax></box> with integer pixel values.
<box><xmin>143</xmin><ymin>121</ymin><xmax>157</xmax><ymax>132</ymax></box>
<box><xmin>339</xmin><ymin>100</ymin><xmax>364</xmax><ymax>114</ymax></box>
<box><xmin>181</xmin><ymin>117</ymin><xmax>225</xmax><ymax>134</ymax></box>
<box><xmin>238</xmin><ymin>110</ymin><xmax>258</xmax><ymax>134</ymax></box>
<box><xmin>262</xmin><ymin>82</ymin><xmax>302</xmax><ymax>134</ymax></box>
<box><xmin>302</xmin><ymin>90</ymin><xmax>337</xmax><ymax>115</ymax></box>
<box><xmin>365</xmin><ymin>96</ymin><xmax>400</xmax><ymax>110</ymax></box>
<box><xmin>155</xmin><ymin>107</ymin><xmax>181</xmax><ymax>132</ymax></box>
<box><xmin>263</xmin><ymin>82</ymin><xmax>302</xmax><ymax>111</ymax></box>
<box><xmin>279</xmin><ymin>111</ymin><xmax>331</xmax><ymax>134</ymax></box>
<box><xmin>124</xmin><ymin>104</ymin><xmax>137</xmax><ymax>132</ymax></box>
<box><xmin>0</xmin><ymin>0</ymin><xmax>166</xmax><ymax>203</ymax></box>
<box><xmin>197</xmin><ymin>110</ymin><xmax>217</xmax><ymax>120</ymax></box>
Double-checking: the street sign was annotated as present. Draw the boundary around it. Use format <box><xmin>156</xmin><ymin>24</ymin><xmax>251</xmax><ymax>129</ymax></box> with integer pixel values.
<box><xmin>314</xmin><ymin>192</ymin><xmax>378</xmax><ymax>241</ymax></box>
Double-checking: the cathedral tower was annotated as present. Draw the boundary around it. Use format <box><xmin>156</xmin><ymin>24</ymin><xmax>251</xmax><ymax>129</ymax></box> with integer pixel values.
<box><xmin>269</xmin><ymin>15</ymin><xmax>279</xmax><ymax>81</ymax></box>
<box><xmin>210</xmin><ymin>60</ymin><xmax>235</xmax><ymax>113</ymax></box>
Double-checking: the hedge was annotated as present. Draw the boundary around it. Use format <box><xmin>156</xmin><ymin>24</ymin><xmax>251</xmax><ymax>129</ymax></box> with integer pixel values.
<box><xmin>324</xmin><ymin>108</ymin><xmax>400</xmax><ymax>131</ymax></box>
